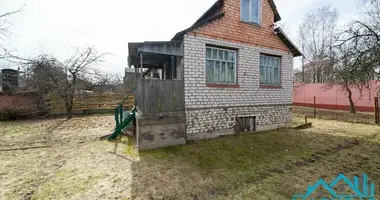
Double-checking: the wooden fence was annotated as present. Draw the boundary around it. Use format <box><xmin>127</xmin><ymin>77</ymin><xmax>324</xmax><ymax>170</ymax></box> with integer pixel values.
<box><xmin>47</xmin><ymin>93</ymin><xmax>134</xmax><ymax>115</ymax></box>
<box><xmin>136</xmin><ymin>79</ymin><xmax>184</xmax><ymax>114</ymax></box>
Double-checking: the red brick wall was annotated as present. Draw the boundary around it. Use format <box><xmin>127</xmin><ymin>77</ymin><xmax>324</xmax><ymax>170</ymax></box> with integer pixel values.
<box><xmin>0</xmin><ymin>94</ymin><xmax>39</xmax><ymax>119</ymax></box>
<box><xmin>0</xmin><ymin>95</ymin><xmax>31</xmax><ymax>110</ymax></box>
<box><xmin>293</xmin><ymin>82</ymin><xmax>380</xmax><ymax>112</ymax></box>
<box><xmin>189</xmin><ymin>0</ymin><xmax>291</xmax><ymax>53</ymax></box>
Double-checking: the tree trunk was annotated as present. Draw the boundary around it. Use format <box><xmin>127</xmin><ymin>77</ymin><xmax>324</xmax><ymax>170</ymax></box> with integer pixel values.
<box><xmin>65</xmin><ymin>95</ymin><xmax>74</xmax><ymax>119</ymax></box>
<box><xmin>66</xmin><ymin>105</ymin><xmax>73</xmax><ymax>119</ymax></box>
<box><xmin>347</xmin><ymin>89</ymin><xmax>356</xmax><ymax>114</ymax></box>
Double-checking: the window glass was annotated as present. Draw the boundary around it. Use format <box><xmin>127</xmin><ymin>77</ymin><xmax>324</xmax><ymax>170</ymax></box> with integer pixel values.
<box><xmin>206</xmin><ymin>47</ymin><xmax>237</xmax><ymax>84</ymax></box>
<box><xmin>259</xmin><ymin>54</ymin><xmax>281</xmax><ymax>85</ymax></box>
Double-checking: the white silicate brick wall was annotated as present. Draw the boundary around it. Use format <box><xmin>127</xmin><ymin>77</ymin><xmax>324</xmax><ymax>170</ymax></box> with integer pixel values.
<box><xmin>183</xmin><ymin>34</ymin><xmax>294</xmax><ymax>139</ymax></box>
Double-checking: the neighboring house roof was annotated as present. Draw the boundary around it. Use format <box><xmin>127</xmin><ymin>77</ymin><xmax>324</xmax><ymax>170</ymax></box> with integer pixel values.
<box><xmin>304</xmin><ymin>59</ymin><xmax>332</xmax><ymax>70</ymax></box>
<box><xmin>171</xmin><ymin>0</ymin><xmax>302</xmax><ymax>57</ymax></box>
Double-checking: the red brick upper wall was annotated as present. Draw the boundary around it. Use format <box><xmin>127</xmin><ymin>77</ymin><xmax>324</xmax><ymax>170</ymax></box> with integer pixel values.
<box><xmin>189</xmin><ymin>0</ymin><xmax>290</xmax><ymax>53</ymax></box>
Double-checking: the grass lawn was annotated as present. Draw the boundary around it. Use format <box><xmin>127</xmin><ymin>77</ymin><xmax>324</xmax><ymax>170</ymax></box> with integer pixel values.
<box><xmin>1</xmin><ymin>115</ymin><xmax>380</xmax><ymax>199</ymax></box>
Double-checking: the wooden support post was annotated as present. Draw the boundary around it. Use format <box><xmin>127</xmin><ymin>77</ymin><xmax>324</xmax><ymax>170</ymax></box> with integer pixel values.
<box><xmin>375</xmin><ymin>97</ymin><xmax>378</xmax><ymax>124</ymax></box>
<box><xmin>140</xmin><ymin>52</ymin><xmax>143</xmax><ymax>79</ymax></box>
<box><xmin>135</xmin><ymin>63</ymin><xmax>137</xmax><ymax>83</ymax></box>
<box><xmin>134</xmin><ymin>64</ymin><xmax>137</xmax><ymax>106</ymax></box>
<box><xmin>313</xmin><ymin>96</ymin><xmax>316</xmax><ymax>118</ymax></box>
<box><xmin>305</xmin><ymin>116</ymin><xmax>308</xmax><ymax>124</ymax></box>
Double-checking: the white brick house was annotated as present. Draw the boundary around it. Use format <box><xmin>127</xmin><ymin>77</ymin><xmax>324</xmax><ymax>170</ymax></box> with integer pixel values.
<box><xmin>183</xmin><ymin>35</ymin><xmax>296</xmax><ymax>140</ymax></box>
<box><xmin>128</xmin><ymin>0</ymin><xmax>302</xmax><ymax>149</ymax></box>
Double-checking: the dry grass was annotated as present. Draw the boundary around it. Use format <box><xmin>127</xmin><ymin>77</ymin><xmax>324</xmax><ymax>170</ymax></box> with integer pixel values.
<box><xmin>1</xmin><ymin>115</ymin><xmax>380</xmax><ymax>199</ymax></box>
<box><xmin>293</xmin><ymin>106</ymin><xmax>375</xmax><ymax>124</ymax></box>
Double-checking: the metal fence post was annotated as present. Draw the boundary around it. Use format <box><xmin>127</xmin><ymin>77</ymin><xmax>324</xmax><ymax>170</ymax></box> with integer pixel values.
<box><xmin>314</xmin><ymin>96</ymin><xmax>316</xmax><ymax>118</ymax></box>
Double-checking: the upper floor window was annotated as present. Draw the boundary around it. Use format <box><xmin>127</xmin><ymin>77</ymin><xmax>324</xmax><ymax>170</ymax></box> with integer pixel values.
<box><xmin>260</xmin><ymin>54</ymin><xmax>281</xmax><ymax>85</ymax></box>
<box><xmin>241</xmin><ymin>0</ymin><xmax>261</xmax><ymax>24</ymax></box>
<box><xmin>206</xmin><ymin>46</ymin><xmax>237</xmax><ymax>84</ymax></box>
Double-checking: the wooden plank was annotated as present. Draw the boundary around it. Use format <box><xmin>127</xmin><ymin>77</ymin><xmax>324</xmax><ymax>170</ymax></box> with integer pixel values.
<box><xmin>146</xmin><ymin>80</ymin><xmax>154</xmax><ymax>113</ymax></box>
<box><xmin>169</xmin><ymin>80</ymin><xmax>175</xmax><ymax>111</ymax></box>
<box><xmin>134</xmin><ymin>79</ymin><xmax>185</xmax><ymax>114</ymax></box>
<box><xmin>162</xmin><ymin>80</ymin><xmax>170</xmax><ymax>112</ymax></box>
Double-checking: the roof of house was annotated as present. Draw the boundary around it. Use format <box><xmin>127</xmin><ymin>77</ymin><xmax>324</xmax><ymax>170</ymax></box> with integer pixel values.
<box><xmin>172</xmin><ymin>0</ymin><xmax>225</xmax><ymax>41</ymax></box>
<box><xmin>274</xmin><ymin>27</ymin><xmax>303</xmax><ymax>57</ymax></box>
<box><xmin>171</xmin><ymin>0</ymin><xmax>302</xmax><ymax>57</ymax></box>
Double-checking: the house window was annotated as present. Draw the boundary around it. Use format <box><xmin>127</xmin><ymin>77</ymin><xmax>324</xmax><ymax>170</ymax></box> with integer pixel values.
<box><xmin>206</xmin><ymin>46</ymin><xmax>237</xmax><ymax>84</ymax></box>
<box><xmin>259</xmin><ymin>54</ymin><xmax>281</xmax><ymax>85</ymax></box>
<box><xmin>241</xmin><ymin>0</ymin><xmax>261</xmax><ymax>24</ymax></box>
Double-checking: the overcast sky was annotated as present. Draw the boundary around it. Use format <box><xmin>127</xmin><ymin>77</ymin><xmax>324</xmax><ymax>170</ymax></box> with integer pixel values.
<box><xmin>1</xmin><ymin>0</ymin><xmax>363</xmax><ymax>74</ymax></box>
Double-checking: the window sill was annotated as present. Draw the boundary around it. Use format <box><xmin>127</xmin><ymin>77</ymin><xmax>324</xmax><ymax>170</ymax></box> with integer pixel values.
<box><xmin>241</xmin><ymin>20</ymin><xmax>261</xmax><ymax>27</ymax></box>
<box><xmin>207</xmin><ymin>83</ymin><xmax>240</xmax><ymax>88</ymax></box>
<box><xmin>260</xmin><ymin>85</ymin><xmax>282</xmax><ymax>89</ymax></box>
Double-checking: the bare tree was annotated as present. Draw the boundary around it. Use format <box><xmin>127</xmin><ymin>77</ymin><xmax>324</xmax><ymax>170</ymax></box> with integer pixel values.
<box><xmin>298</xmin><ymin>6</ymin><xmax>339</xmax><ymax>83</ymax></box>
<box><xmin>327</xmin><ymin>42</ymin><xmax>373</xmax><ymax>114</ymax></box>
<box><xmin>337</xmin><ymin>1</ymin><xmax>380</xmax><ymax>77</ymax></box>
<box><xmin>22</xmin><ymin>47</ymin><xmax>109</xmax><ymax>119</ymax></box>
<box><xmin>325</xmin><ymin>0</ymin><xmax>380</xmax><ymax>113</ymax></box>
<box><xmin>0</xmin><ymin>7</ymin><xmax>23</xmax><ymax>60</ymax></box>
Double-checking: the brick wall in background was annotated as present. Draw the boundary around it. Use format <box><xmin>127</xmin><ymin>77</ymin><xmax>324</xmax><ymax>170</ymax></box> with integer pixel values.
<box><xmin>0</xmin><ymin>93</ymin><xmax>40</xmax><ymax>120</ymax></box>
<box><xmin>183</xmin><ymin>35</ymin><xmax>294</xmax><ymax>139</ymax></box>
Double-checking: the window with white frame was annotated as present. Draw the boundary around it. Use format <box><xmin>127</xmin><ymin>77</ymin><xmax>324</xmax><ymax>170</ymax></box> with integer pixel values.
<box><xmin>241</xmin><ymin>0</ymin><xmax>261</xmax><ymax>24</ymax></box>
<box><xmin>206</xmin><ymin>46</ymin><xmax>237</xmax><ymax>84</ymax></box>
<box><xmin>259</xmin><ymin>54</ymin><xmax>281</xmax><ymax>85</ymax></box>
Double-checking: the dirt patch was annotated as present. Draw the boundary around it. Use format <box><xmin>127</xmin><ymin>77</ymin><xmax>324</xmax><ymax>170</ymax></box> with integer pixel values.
<box><xmin>0</xmin><ymin>115</ymin><xmax>136</xmax><ymax>200</ymax></box>
<box><xmin>1</xmin><ymin>116</ymin><xmax>380</xmax><ymax>199</ymax></box>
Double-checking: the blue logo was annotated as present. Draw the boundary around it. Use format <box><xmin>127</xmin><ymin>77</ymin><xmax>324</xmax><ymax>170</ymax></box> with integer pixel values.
<box><xmin>292</xmin><ymin>173</ymin><xmax>375</xmax><ymax>200</ymax></box>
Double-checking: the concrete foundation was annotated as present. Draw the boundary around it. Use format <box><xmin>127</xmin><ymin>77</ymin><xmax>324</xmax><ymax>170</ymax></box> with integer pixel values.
<box><xmin>136</xmin><ymin>112</ymin><xmax>186</xmax><ymax>151</ymax></box>
<box><xmin>187</xmin><ymin>123</ymin><xmax>291</xmax><ymax>141</ymax></box>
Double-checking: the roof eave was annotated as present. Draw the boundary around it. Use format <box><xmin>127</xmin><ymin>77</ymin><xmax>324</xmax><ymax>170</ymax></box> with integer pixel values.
<box><xmin>275</xmin><ymin>27</ymin><xmax>303</xmax><ymax>57</ymax></box>
<box><xmin>268</xmin><ymin>0</ymin><xmax>281</xmax><ymax>22</ymax></box>
<box><xmin>172</xmin><ymin>12</ymin><xmax>225</xmax><ymax>41</ymax></box>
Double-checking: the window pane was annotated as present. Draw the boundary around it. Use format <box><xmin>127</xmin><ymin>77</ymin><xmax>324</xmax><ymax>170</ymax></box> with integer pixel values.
<box><xmin>262</xmin><ymin>65</ymin><xmax>267</xmax><ymax>84</ymax></box>
<box><xmin>228</xmin><ymin>62</ymin><xmax>235</xmax><ymax>83</ymax></box>
<box><xmin>205</xmin><ymin>47</ymin><xmax>237</xmax><ymax>84</ymax></box>
<box><xmin>264</xmin><ymin>56</ymin><xmax>268</xmax><ymax>66</ymax></box>
<box><xmin>259</xmin><ymin>54</ymin><xmax>281</xmax><ymax>85</ymax></box>
<box><xmin>206</xmin><ymin>60</ymin><xmax>214</xmax><ymax>83</ymax></box>
<box><xmin>206</xmin><ymin>48</ymin><xmax>212</xmax><ymax>58</ymax></box>
<box><xmin>260</xmin><ymin>55</ymin><xmax>264</xmax><ymax>65</ymax></box>
<box><xmin>221</xmin><ymin>62</ymin><xmax>226</xmax><ymax>83</ymax></box>
<box><xmin>241</xmin><ymin>0</ymin><xmax>250</xmax><ymax>21</ymax></box>
<box><xmin>260</xmin><ymin>65</ymin><xmax>264</xmax><ymax>84</ymax></box>
<box><xmin>229</xmin><ymin>52</ymin><xmax>235</xmax><ymax>61</ymax></box>
<box><xmin>212</xmin><ymin>49</ymin><xmax>218</xmax><ymax>59</ymax></box>
<box><xmin>267</xmin><ymin>67</ymin><xmax>271</xmax><ymax>84</ymax></box>
<box><xmin>274</xmin><ymin>67</ymin><xmax>279</xmax><ymax>85</ymax></box>
<box><xmin>215</xmin><ymin>61</ymin><xmax>221</xmax><ymax>82</ymax></box>
<box><xmin>251</xmin><ymin>0</ymin><xmax>259</xmax><ymax>23</ymax></box>
<box><xmin>269</xmin><ymin>57</ymin><xmax>273</xmax><ymax>67</ymax></box>
<box><xmin>218</xmin><ymin>50</ymin><xmax>223</xmax><ymax>60</ymax></box>
<box><xmin>270</xmin><ymin>67</ymin><xmax>274</xmax><ymax>84</ymax></box>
